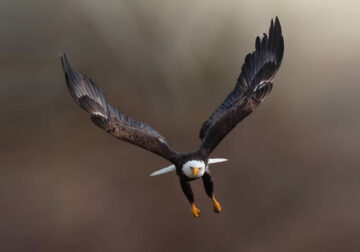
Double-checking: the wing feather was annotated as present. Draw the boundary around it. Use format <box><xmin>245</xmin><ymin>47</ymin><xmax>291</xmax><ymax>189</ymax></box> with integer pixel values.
<box><xmin>198</xmin><ymin>17</ymin><xmax>284</xmax><ymax>155</ymax></box>
<box><xmin>61</xmin><ymin>55</ymin><xmax>178</xmax><ymax>162</ymax></box>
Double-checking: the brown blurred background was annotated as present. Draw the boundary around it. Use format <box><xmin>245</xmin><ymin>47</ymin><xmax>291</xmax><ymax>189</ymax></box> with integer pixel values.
<box><xmin>1</xmin><ymin>0</ymin><xmax>360</xmax><ymax>251</ymax></box>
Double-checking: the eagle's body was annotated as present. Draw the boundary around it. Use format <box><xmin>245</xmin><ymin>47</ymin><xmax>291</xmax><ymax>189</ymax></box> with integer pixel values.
<box><xmin>61</xmin><ymin>17</ymin><xmax>284</xmax><ymax>218</ymax></box>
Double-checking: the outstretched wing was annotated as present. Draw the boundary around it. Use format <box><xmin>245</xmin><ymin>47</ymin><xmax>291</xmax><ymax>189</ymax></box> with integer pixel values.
<box><xmin>61</xmin><ymin>55</ymin><xmax>178</xmax><ymax>162</ymax></box>
<box><xmin>198</xmin><ymin>17</ymin><xmax>284</xmax><ymax>155</ymax></box>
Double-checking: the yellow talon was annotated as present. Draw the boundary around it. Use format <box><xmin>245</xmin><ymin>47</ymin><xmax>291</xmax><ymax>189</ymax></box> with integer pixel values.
<box><xmin>191</xmin><ymin>203</ymin><xmax>200</xmax><ymax>218</ymax></box>
<box><xmin>212</xmin><ymin>197</ymin><xmax>222</xmax><ymax>213</ymax></box>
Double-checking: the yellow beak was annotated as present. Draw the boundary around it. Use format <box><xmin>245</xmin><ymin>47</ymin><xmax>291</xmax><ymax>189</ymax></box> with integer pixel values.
<box><xmin>192</xmin><ymin>167</ymin><xmax>199</xmax><ymax>176</ymax></box>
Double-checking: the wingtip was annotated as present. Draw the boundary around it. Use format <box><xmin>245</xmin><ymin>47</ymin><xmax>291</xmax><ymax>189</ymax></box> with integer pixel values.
<box><xmin>61</xmin><ymin>52</ymin><xmax>70</xmax><ymax>64</ymax></box>
<box><xmin>274</xmin><ymin>16</ymin><xmax>282</xmax><ymax>34</ymax></box>
<box><xmin>60</xmin><ymin>53</ymin><xmax>70</xmax><ymax>72</ymax></box>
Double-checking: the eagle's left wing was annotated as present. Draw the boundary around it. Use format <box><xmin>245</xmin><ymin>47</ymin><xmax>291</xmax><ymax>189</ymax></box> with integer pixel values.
<box><xmin>61</xmin><ymin>55</ymin><xmax>179</xmax><ymax>163</ymax></box>
<box><xmin>198</xmin><ymin>17</ymin><xmax>284</xmax><ymax>156</ymax></box>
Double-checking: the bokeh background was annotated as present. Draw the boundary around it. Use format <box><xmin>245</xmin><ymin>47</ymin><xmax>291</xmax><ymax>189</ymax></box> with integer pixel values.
<box><xmin>1</xmin><ymin>0</ymin><xmax>360</xmax><ymax>251</ymax></box>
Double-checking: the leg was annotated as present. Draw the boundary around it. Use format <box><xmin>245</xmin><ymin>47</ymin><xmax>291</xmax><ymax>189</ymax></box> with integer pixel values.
<box><xmin>202</xmin><ymin>172</ymin><xmax>221</xmax><ymax>213</ymax></box>
<box><xmin>180</xmin><ymin>178</ymin><xmax>200</xmax><ymax>218</ymax></box>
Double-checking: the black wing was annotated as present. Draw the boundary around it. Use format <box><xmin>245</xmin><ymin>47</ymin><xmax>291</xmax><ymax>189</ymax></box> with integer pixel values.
<box><xmin>198</xmin><ymin>17</ymin><xmax>284</xmax><ymax>156</ymax></box>
<box><xmin>61</xmin><ymin>55</ymin><xmax>178</xmax><ymax>163</ymax></box>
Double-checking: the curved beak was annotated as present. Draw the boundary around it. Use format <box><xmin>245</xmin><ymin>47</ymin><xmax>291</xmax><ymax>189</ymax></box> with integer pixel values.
<box><xmin>192</xmin><ymin>167</ymin><xmax>199</xmax><ymax>176</ymax></box>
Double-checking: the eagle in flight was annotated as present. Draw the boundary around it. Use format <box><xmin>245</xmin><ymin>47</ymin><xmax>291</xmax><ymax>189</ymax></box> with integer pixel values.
<box><xmin>61</xmin><ymin>17</ymin><xmax>284</xmax><ymax>218</ymax></box>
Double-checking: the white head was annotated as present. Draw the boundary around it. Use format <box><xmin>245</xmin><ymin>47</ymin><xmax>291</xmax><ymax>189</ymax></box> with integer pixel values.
<box><xmin>182</xmin><ymin>160</ymin><xmax>206</xmax><ymax>179</ymax></box>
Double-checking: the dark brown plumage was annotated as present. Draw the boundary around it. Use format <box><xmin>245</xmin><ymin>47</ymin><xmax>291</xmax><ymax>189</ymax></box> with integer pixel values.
<box><xmin>61</xmin><ymin>55</ymin><xmax>179</xmax><ymax>163</ymax></box>
<box><xmin>61</xmin><ymin>17</ymin><xmax>284</xmax><ymax>218</ymax></box>
<box><xmin>199</xmin><ymin>17</ymin><xmax>284</xmax><ymax>155</ymax></box>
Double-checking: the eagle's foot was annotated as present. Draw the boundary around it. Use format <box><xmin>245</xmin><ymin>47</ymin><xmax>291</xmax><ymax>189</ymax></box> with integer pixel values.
<box><xmin>212</xmin><ymin>197</ymin><xmax>222</xmax><ymax>213</ymax></box>
<box><xmin>191</xmin><ymin>203</ymin><xmax>200</xmax><ymax>218</ymax></box>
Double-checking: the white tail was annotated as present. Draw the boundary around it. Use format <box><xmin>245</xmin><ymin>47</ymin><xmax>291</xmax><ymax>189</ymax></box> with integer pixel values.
<box><xmin>208</xmin><ymin>158</ymin><xmax>228</xmax><ymax>164</ymax></box>
<box><xmin>150</xmin><ymin>165</ymin><xmax>176</xmax><ymax>176</ymax></box>
<box><xmin>149</xmin><ymin>158</ymin><xmax>228</xmax><ymax>176</ymax></box>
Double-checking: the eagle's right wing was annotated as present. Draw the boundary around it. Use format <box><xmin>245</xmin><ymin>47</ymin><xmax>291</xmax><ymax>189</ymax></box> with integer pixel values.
<box><xmin>61</xmin><ymin>55</ymin><xmax>179</xmax><ymax>163</ymax></box>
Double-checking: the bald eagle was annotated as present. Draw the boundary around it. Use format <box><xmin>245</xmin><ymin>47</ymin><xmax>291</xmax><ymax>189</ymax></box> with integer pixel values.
<box><xmin>61</xmin><ymin>17</ymin><xmax>284</xmax><ymax>218</ymax></box>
